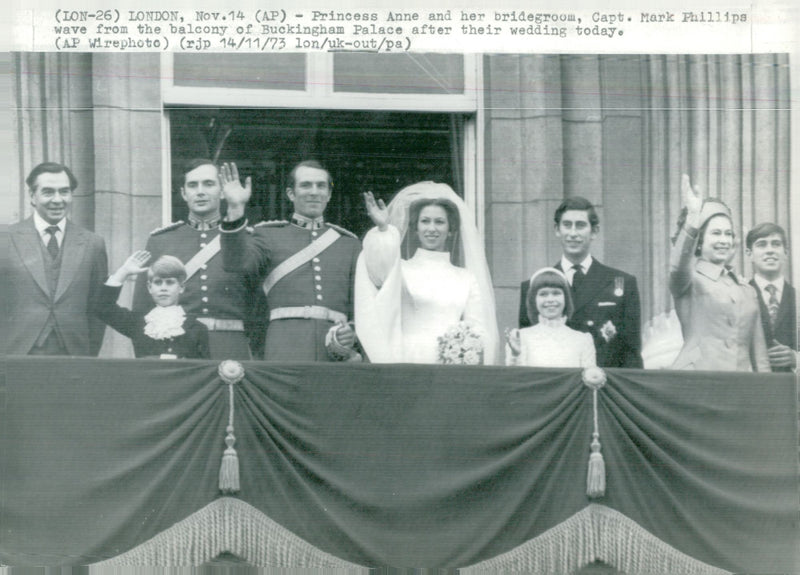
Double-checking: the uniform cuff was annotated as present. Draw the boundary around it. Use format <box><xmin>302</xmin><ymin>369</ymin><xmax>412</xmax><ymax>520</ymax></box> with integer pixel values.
<box><xmin>220</xmin><ymin>216</ymin><xmax>248</xmax><ymax>233</ymax></box>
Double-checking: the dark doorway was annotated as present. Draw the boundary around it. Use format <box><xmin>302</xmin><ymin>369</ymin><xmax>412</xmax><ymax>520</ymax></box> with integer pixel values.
<box><xmin>168</xmin><ymin>108</ymin><xmax>467</xmax><ymax>237</ymax></box>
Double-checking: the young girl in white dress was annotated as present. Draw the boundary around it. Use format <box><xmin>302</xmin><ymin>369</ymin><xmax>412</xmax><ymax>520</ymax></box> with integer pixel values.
<box><xmin>506</xmin><ymin>267</ymin><xmax>596</xmax><ymax>368</ymax></box>
<box><xmin>355</xmin><ymin>182</ymin><xmax>499</xmax><ymax>364</ymax></box>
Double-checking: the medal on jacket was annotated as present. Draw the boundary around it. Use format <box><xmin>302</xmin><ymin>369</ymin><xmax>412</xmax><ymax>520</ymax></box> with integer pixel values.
<box><xmin>614</xmin><ymin>276</ymin><xmax>624</xmax><ymax>297</ymax></box>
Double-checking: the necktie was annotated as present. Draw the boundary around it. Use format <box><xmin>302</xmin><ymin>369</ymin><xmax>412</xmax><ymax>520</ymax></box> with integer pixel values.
<box><xmin>572</xmin><ymin>264</ymin><xmax>584</xmax><ymax>292</ymax></box>
<box><xmin>764</xmin><ymin>284</ymin><xmax>779</xmax><ymax>326</ymax></box>
<box><xmin>45</xmin><ymin>225</ymin><xmax>60</xmax><ymax>259</ymax></box>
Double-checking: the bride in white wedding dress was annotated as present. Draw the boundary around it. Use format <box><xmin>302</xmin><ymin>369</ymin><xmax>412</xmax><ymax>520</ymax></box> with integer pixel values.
<box><xmin>355</xmin><ymin>182</ymin><xmax>499</xmax><ymax>364</ymax></box>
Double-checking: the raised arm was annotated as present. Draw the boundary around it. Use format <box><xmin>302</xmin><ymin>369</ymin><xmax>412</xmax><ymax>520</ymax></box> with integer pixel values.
<box><xmin>361</xmin><ymin>192</ymin><xmax>401</xmax><ymax>288</ymax></box>
<box><xmin>669</xmin><ymin>174</ymin><xmax>703</xmax><ymax>298</ymax></box>
<box><xmin>218</xmin><ymin>162</ymin><xmax>268</xmax><ymax>274</ymax></box>
<box><xmin>95</xmin><ymin>250</ymin><xmax>152</xmax><ymax>338</ymax></box>
<box><xmin>220</xmin><ymin>162</ymin><xmax>252</xmax><ymax>222</ymax></box>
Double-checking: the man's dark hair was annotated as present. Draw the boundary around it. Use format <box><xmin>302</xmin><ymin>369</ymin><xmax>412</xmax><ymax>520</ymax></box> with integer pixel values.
<box><xmin>26</xmin><ymin>162</ymin><xmax>78</xmax><ymax>192</ymax></box>
<box><xmin>287</xmin><ymin>160</ymin><xmax>332</xmax><ymax>190</ymax></box>
<box><xmin>553</xmin><ymin>196</ymin><xmax>599</xmax><ymax>231</ymax></box>
<box><xmin>745</xmin><ymin>222</ymin><xmax>788</xmax><ymax>251</ymax></box>
<box><xmin>181</xmin><ymin>158</ymin><xmax>217</xmax><ymax>184</ymax></box>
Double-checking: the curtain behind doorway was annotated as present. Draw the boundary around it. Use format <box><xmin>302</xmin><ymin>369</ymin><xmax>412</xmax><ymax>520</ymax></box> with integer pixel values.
<box><xmin>169</xmin><ymin>108</ymin><xmax>468</xmax><ymax>238</ymax></box>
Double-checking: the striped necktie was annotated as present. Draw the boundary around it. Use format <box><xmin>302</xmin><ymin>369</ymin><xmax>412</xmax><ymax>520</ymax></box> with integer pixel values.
<box><xmin>764</xmin><ymin>284</ymin><xmax>779</xmax><ymax>326</ymax></box>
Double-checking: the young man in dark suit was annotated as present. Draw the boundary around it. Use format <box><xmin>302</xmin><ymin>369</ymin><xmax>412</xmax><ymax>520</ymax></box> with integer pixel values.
<box><xmin>745</xmin><ymin>222</ymin><xmax>797</xmax><ymax>371</ymax></box>
<box><xmin>518</xmin><ymin>196</ymin><xmax>643</xmax><ymax>368</ymax></box>
<box><xmin>4</xmin><ymin>162</ymin><xmax>108</xmax><ymax>356</ymax></box>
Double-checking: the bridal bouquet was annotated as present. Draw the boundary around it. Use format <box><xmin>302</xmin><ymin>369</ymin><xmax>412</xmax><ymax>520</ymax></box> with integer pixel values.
<box><xmin>437</xmin><ymin>321</ymin><xmax>484</xmax><ymax>365</ymax></box>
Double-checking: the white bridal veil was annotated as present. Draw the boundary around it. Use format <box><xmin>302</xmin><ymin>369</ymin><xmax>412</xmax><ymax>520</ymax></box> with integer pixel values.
<box><xmin>355</xmin><ymin>181</ymin><xmax>500</xmax><ymax>364</ymax></box>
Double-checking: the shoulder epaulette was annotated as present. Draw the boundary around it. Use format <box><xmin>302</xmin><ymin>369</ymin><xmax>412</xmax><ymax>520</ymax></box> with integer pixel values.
<box><xmin>326</xmin><ymin>223</ymin><xmax>358</xmax><ymax>239</ymax></box>
<box><xmin>150</xmin><ymin>221</ymin><xmax>184</xmax><ymax>235</ymax></box>
<box><xmin>254</xmin><ymin>220</ymin><xmax>289</xmax><ymax>228</ymax></box>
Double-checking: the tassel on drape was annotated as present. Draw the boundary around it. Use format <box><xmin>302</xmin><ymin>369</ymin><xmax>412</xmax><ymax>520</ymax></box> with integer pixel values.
<box><xmin>217</xmin><ymin>360</ymin><xmax>245</xmax><ymax>494</ymax></box>
<box><xmin>587</xmin><ymin>433</ymin><xmax>606</xmax><ymax>498</ymax></box>
<box><xmin>582</xmin><ymin>367</ymin><xmax>607</xmax><ymax>498</ymax></box>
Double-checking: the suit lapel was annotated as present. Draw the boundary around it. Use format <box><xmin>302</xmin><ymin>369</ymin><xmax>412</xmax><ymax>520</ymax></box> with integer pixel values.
<box><xmin>773</xmin><ymin>281</ymin><xmax>795</xmax><ymax>339</ymax></box>
<box><xmin>572</xmin><ymin>261</ymin><xmax>612</xmax><ymax>315</ymax></box>
<box><xmin>12</xmin><ymin>218</ymin><xmax>50</xmax><ymax>296</ymax></box>
<box><xmin>750</xmin><ymin>278</ymin><xmax>773</xmax><ymax>340</ymax></box>
<box><xmin>54</xmin><ymin>221</ymin><xmax>88</xmax><ymax>302</ymax></box>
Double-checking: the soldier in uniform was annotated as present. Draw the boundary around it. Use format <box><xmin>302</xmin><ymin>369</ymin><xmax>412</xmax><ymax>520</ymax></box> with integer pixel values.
<box><xmin>518</xmin><ymin>196</ymin><xmax>643</xmax><ymax>369</ymax></box>
<box><xmin>219</xmin><ymin>160</ymin><xmax>361</xmax><ymax>362</ymax></box>
<box><xmin>133</xmin><ymin>159</ymin><xmax>264</xmax><ymax>360</ymax></box>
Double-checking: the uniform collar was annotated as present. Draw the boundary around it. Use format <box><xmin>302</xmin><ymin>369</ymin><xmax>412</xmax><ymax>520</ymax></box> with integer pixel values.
<box><xmin>291</xmin><ymin>213</ymin><xmax>324</xmax><ymax>230</ymax></box>
<box><xmin>188</xmin><ymin>213</ymin><xmax>220</xmax><ymax>231</ymax></box>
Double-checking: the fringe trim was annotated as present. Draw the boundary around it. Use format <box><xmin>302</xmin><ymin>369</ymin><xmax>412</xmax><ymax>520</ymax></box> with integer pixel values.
<box><xmin>459</xmin><ymin>504</ymin><xmax>730</xmax><ymax>575</ymax></box>
<box><xmin>89</xmin><ymin>497</ymin><xmax>368</xmax><ymax>570</ymax></box>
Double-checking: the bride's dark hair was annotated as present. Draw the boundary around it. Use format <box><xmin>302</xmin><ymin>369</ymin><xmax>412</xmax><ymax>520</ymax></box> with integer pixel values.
<box><xmin>405</xmin><ymin>198</ymin><xmax>462</xmax><ymax>264</ymax></box>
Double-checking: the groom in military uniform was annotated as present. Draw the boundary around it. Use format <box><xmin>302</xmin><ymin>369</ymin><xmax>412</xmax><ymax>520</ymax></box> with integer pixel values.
<box><xmin>519</xmin><ymin>196</ymin><xmax>643</xmax><ymax>369</ymax></box>
<box><xmin>219</xmin><ymin>160</ymin><xmax>361</xmax><ymax>362</ymax></box>
<box><xmin>133</xmin><ymin>159</ymin><xmax>264</xmax><ymax>359</ymax></box>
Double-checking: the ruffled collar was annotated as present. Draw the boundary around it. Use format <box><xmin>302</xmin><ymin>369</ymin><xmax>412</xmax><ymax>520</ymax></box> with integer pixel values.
<box><xmin>411</xmin><ymin>248</ymin><xmax>451</xmax><ymax>264</ymax></box>
<box><xmin>538</xmin><ymin>315</ymin><xmax>568</xmax><ymax>328</ymax></box>
<box><xmin>144</xmin><ymin>305</ymin><xmax>186</xmax><ymax>340</ymax></box>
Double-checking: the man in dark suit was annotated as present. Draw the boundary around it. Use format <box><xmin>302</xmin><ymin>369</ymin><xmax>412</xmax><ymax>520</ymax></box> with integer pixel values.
<box><xmin>745</xmin><ymin>222</ymin><xmax>797</xmax><ymax>371</ymax></box>
<box><xmin>518</xmin><ymin>196</ymin><xmax>643</xmax><ymax>368</ymax></box>
<box><xmin>4</xmin><ymin>162</ymin><xmax>108</xmax><ymax>356</ymax></box>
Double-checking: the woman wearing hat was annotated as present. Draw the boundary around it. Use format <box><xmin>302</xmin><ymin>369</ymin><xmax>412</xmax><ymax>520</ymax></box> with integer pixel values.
<box><xmin>669</xmin><ymin>175</ymin><xmax>769</xmax><ymax>371</ymax></box>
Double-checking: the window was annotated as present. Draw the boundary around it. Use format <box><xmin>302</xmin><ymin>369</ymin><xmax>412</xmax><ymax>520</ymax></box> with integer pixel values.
<box><xmin>168</xmin><ymin>108</ymin><xmax>468</xmax><ymax>237</ymax></box>
<box><xmin>162</xmin><ymin>53</ymin><xmax>483</xmax><ymax>234</ymax></box>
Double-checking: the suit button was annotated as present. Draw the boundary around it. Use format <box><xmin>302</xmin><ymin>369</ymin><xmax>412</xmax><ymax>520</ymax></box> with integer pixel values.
<box><xmin>200</xmin><ymin>275</ymin><xmax>208</xmax><ymax>280</ymax></box>
<box><xmin>202</xmin><ymin>308</ymin><xmax>209</xmax><ymax>314</ymax></box>
<box><xmin>312</xmin><ymin>257</ymin><xmax>320</xmax><ymax>263</ymax></box>
<box><xmin>201</xmin><ymin>265</ymin><xmax>207</xmax><ymax>270</ymax></box>
<box><xmin>316</xmin><ymin>294</ymin><xmax>323</xmax><ymax>301</ymax></box>
<box><xmin>311</xmin><ymin>231</ymin><xmax>318</xmax><ymax>237</ymax></box>
<box><xmin>200</xmin><ymin>242</ymin><xmax>207</xmax><ymax>248</ymax></box>
<box><xmin>315</xmin><ymin>275</ymin><xmax>321</xmax><ymax>281</ymax></box>
<box><xmin>200</xmin><ymin>233</ymin><xmax>207</xmax><ymax>239</ymax></box>
<box><xmin>201</xmin><ymin>286</ymin><xmax>208</xmax><ymax>291</ymax></box>
<box><xmin>315</xmin><ymin>285</ymin><xmax>322</xmax><ymax>291</ymax></box>
<box><xmin>202</xmin><ymin>296</ymin><xmax>208</xmax><ymax>302</ymax></box>
<box><xmin>587</xmin><ymin>320</ymin><xmax>594</xmax><ymax>326</ymax></box>
<box><xmin>314</xmin><ymin>266</ymin><xmax>321</xmax><ymax>272</ymax></box>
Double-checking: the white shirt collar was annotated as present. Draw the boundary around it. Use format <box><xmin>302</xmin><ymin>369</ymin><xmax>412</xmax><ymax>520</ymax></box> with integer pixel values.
<box><xmin>33</xmin><ymin>211</ymin><xmax>66</xmax><ymax>238</ymax></box>
<box><xmin>753</xmin><ymin>274</ymin><xmax>784</xmax><ymax>300</ymax></box>
<box><xmin>561</xmin><ymin>254</ymin><xmax>593</xmax><ymax>276</ymax></box>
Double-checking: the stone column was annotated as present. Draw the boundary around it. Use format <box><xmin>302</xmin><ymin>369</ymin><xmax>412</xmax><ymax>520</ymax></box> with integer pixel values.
<box><xmin>484</xmin><ymin>54</ymin><xmax>565</xmax><ymax>334</ymax></box>
<box><xmin>92</xmin><ymin>53</ymin><xmax>163</xmax><ymax>357</ymax></box>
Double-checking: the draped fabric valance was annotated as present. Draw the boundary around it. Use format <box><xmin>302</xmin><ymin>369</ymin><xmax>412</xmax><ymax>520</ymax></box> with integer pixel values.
<box><xmin>1</xmin><ymin>358</ymin><xmax>796</xmax><ymax>571</ymax></box>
